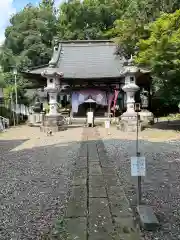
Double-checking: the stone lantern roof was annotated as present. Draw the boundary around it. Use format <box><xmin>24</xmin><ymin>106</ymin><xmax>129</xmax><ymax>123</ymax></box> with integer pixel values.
<box><xmin>41</xmin><ymin>69</ymin><xmax>64</xmax><ymax>78</ymax></box>
<box><xmin>120</xmin><ymin>55</ymin><xmax>150</xmax><ymax>76</ymax></box>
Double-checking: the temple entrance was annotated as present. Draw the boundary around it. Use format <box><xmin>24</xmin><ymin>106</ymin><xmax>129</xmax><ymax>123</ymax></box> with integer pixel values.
<box><xmin>71</xmin><ymin>90</ymin><xmax>108</xmax><ymax>118</ymax></box>
<box><xmin>73</xmin><ymin>102</ymin><xmax>107</xmax><ymax>117</ymax></box>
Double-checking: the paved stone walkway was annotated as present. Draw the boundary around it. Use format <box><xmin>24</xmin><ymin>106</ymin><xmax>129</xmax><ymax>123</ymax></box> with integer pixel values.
<box><xmin>64</xmin><ymin>127</ymin><xmax>140</xmax><ymax>240</ymax></box>
<box><xmin>0</xmin><ymin>125</ymin><xmax>141</xmax><ymax>240</ymax></box>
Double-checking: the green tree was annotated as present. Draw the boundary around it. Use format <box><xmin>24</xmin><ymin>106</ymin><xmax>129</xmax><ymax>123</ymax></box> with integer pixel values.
<box><xmin>0</xmin><ymin>77</ymin><xmax>6</xmax><ymax>88</ymax></box>
<box><xmin>0</xmin><ymin>0</ymin><xmax>57</xmax><ymax>106</ymax></box>
<box><xmin>135</xmin><ymin>10</ymin><xmax>180</xmax><ymax>104</ymax></box>
<box><xmin>0</xmin><ymin>69</ymin><xmax>6</xmax><ymax>88</ymax></box>
<box><xmin>1</xmin><ymin>0</ymin><xmax>57</xmax><ymax>72</ymax></box>
<box><xmin>108</xmin><ymin>0</ymin><xmax>180</xmax><ymax>57</ymax></box>
<box><xmin>56</xmin><ymin>0</ymin><xmax>124</xmax><ymax>40</ymax></box>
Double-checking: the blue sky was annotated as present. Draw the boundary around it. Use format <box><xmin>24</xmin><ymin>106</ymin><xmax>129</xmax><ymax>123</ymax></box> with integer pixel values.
<box><xmin>13</xmin><ymin>0</ymin><xmax>38</xmax><ymax>11</ymax></box>
<box><xmin>0</xmin><ymin>0</ymin><xmax>62</xmax><ymax>44</ymax></box>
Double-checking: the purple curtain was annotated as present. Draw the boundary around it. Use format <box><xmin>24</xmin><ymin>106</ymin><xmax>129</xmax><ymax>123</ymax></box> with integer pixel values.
<box><xmin>72</xmin><ymin>89</ymin><xmax>108</xmax><ymax>113</ymax></box>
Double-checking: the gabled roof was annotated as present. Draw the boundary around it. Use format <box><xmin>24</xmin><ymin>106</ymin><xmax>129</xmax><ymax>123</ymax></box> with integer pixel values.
<box><xmin>56</xmin><ymin>41</ymin><xmax>124</xmax><ymax>78</ymax></box>
<box><xmin>26</xmin><ymin>40</ymin><xmax>125</xmax><ymax>79</ymax></box>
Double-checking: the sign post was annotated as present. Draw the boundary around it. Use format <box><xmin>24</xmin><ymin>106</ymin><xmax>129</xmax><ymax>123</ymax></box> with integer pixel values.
<box><xmin>138</xmin><ymin>167</ymin><xmax>142</xmax><ymax>205</ymax></box>
<box><xmin>131</xmin><ymin>155</ymin><xmax>146</xmax><ymax>205</ymax></box>
<box><xmin>132</xmin><ymin>103</ymin><xmax>159</xmax><ymax>230</ymax></box>
<box><xmin>135</xmin><ymin>104</ymin><xmax>141</xmax><ymax>154</ymax></box>
<box><xmin>105</xmin><ymin>119</ymin><xmax>110</xmax><ymax>135</ymax></box>
<box><xmin>134</xmin><ymin>103</ymin><xmax>143</xmax><ymax>204</ymax></box>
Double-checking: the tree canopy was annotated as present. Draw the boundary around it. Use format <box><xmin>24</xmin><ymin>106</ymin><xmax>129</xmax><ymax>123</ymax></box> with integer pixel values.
<box><xmin>56</xmin><ymin>0</ymin><xmax>125</xmax><ymax>40</ymax></box>
<box><xmin>0</xmin><ymin>0</ymin><xmax>57</xmax><ymax>105</ymax></box>
<box><xmin>1</xmin><ymin>0</ymin><xmax>57</xmax><ymax>72</ymax></box>
<box><xmin>135</xmin><ymin>10</ymin><xmax>180</xmax><ymax>104</ymax></box>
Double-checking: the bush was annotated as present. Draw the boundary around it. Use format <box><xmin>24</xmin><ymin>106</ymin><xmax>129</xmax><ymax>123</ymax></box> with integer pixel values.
<box><xmin>0</xmin><ymin>106</ymin><xmax>27</xmax><ymax>125</ymax></box>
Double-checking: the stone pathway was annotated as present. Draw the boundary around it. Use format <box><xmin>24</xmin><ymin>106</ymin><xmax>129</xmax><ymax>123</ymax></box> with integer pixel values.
<box><xmin>0</xmin><ymin>125</ymin><xmax>142</xmax><ymax>240</ymax></box>
<box><xmin>64</xmin><ymin>127</ymin><xmax>140</xmax><ymax>240</ymax></box>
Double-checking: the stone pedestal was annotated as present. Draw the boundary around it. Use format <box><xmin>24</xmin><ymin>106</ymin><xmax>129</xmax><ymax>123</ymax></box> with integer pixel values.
<box><xmin>139</xmin><ymin>89</ymin><xmax>154</xmax><ymax>126</ymax></box>
<box><xmin>28</xmin><ymin>113</ymin><xmax>42</xmax><ymax>126</ymax></box>
<box><xmin>118</xmin><ymin>112</ymin><xmax>142</xmax><ymax>132</ymax></box>
<box><xmin>139</xmin><ymin>110</ymin><xmax>154</xmax><ymax>126</ymax></box>
<box><xmin>40</xmin><ymin>114</ymin><xmax>65</xmax><ymax>132</ymax></box>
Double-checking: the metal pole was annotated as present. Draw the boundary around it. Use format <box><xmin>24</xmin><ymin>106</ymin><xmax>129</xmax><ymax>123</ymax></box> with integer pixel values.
<box><xmin>136</xmin><ymin>111</ymin><xmax>142</xmax><ymax>205</ymax></box>
<box><xmin>14</xmin><ymin>73</ymin><xmax>18</xmax><ymax>125</ymax></box>
<box><xmin>136</xmin><ymin>111</ymin><xmax>139</xmax><ymax>154</ymax></box>
<box><xmin>11</xmin><ymin>93</ymin><xmax>15</xmax><ymax>127</ymax></box>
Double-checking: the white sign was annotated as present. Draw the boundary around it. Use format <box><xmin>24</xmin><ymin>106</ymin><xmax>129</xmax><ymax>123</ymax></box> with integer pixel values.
<box><xmin>105</xmin><ymin>120</ymin><xmax>110</xmax><ymax>129</ymax></box>
<box><xmin>87</xmin><ymin>111</ymin><xmax>93</xmax><ymax>124</ymax></box>
<box><xmin>131</xmin><ymin>156</ymin><xmax>146</xmax><ymax>176</ymax></box>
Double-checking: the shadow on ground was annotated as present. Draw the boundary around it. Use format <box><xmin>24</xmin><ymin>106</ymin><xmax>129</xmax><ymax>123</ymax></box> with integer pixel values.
<box><xmin>151</xmin><ymin>120</ymin><xmax>180</xmax><ymax>131</ymax></box>
<box><xmin>0</xmin><ymin>138</ymin><xmax>80</xmax><ymax>240</ymax></box>
<box><xmin>0</xmin><ymin>139</ymin><xmax>29</xmax><ymax>152</ymax></box>
<box><xmin>0</xmin><ymin>136</ymin><xmax>180</xmax><ymax>240</ymax></box>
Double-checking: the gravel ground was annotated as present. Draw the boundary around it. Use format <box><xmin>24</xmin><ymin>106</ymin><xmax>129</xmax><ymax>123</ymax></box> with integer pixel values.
<box><xmin>102</xmin><ymin>135</ymin><xmax>180</xmax><ymax>240</ymax></box>
<box><xmin>0</xmin><ymin>126</ymin><xmax>83</xmax><ymax>240</ymax></box>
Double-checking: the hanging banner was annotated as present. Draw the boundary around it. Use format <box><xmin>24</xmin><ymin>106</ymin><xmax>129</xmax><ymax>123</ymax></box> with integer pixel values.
<box><xmin>96</xmin><ymin>93</ymin><xmax>103</xmax><ymax>103</ymax></box>
<box><xmin>112</xmin><ymin>90</ymin><xmax>119</xmax><ymax>112</ymax></box>
<box><xmin>72</xmin><ymin>89</ymin><xmax>107</xmax><ymax>113</ymax></box>
<box><xmin>79</xmin><ymin>94</ymin><xmax>85</xmax><ymax>102</ymax></box>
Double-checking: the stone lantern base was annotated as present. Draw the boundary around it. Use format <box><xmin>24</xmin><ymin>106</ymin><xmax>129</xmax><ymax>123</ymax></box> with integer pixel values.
<box><xmin>139</xmin><ymin>110</ymin><xmax>154</xmax><ymax>126</ymax></box>
<box><xmin>40</xmin><ymin>114</ymin><xmax>66</xmax><ymax>132</ymax></box>
<box><xmin>117</xmin><ymin>112</ymin><xmax>142</xmax><ymax>132</ymax></box>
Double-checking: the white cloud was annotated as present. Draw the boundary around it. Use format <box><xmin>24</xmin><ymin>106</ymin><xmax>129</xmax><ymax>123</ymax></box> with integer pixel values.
<box><xmin>0</xmin><ymin>0</ymin><xmax>16</xmax><ymax>44</ymax></box>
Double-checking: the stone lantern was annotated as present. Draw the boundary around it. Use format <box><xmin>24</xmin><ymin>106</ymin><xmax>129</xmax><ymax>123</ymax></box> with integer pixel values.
<box><xmin>139</xmin><ymin>88</ymin><xmax>154</xmax><ymax>125</ymax></box>
<box><xmin>119</xmin><ymin>57</ymin><xmax>140</xmax><ymax>131</ymax></box>
<box><xmin>41</xmin><ymin>69</ymin><xmax>64</xmax><ymax>131</ymax></box>
<box><xmin>42</xmin><ymin>69</ymin><xmax>63</xmax><ymax>115</ymax></box>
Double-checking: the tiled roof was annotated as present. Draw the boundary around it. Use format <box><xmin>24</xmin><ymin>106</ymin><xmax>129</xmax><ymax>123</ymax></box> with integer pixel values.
<box><xmin>56</xmin><ymin>41</ymin><xmax>124</xmax><ymax>78</ymax></box>
<box><xmin>26</xmin><ymin>40</ymin><xmax>124</xmax><ymax>79</ymax></box>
